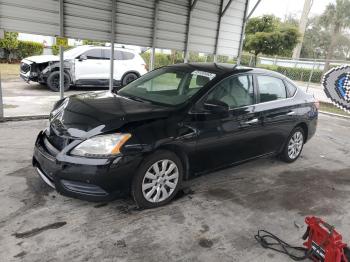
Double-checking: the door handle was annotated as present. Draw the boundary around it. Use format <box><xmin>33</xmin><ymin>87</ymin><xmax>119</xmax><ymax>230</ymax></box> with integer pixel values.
<box><xmin>244</xmin><ymin>118</ymin><xmax>259</xmax><ymax>125</ymax></box>
<box><xmin>286</xmin><ymin>111</ymin><xmax>296</xmax><ymax>116</ymax></box>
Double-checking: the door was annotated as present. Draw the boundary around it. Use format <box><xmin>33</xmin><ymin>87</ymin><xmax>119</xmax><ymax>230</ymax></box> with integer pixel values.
<box><xmin>102</xmin><ymin>49</ymin><xmax>125</xmax><ymax>81</ymax></box>
<box><xmin>74</xmin><ymin>48</ymin><xmax>108</xmax><ymax>81</ymax></box>
<box><xmin>255</xmin><ymin>75</ymin><xmax>298</xmax><ymax>154</ymax></box>
<box><xmin>191</xmin><ymin>74</ymin><xmax>265</xmax><ymax>173</ymax></box>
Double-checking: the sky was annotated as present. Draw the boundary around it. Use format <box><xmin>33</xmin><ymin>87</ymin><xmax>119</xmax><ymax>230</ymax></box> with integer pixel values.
<box><xmin>248</xmin><ymin>0</ymin><xmax>334</xmax><ymax>20</ymax></box>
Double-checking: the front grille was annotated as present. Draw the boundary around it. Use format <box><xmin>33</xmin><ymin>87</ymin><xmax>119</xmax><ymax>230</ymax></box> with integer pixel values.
<box><xmin>61</xmin><ymin>180</ymin><xmax>108</xmax><ymax>196</ymax></box>
<box><xmin>20</xmin><ymin>62</ymin><xmax>30</xmax><ymax>73</ymax></box>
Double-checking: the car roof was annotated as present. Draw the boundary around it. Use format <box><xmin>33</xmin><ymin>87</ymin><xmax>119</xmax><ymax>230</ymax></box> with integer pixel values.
<box><xmin>167</xmin><ymin>62</ymin><xmax>287</xmax><ymax>79</ymax></box>
<box><xmin>72</xmin><ymin>45</ymin><xmax>137</xmax><ymax>53</ymax></box>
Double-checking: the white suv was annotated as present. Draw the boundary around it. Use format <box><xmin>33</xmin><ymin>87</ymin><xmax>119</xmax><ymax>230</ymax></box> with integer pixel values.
<box><xmin>20</xmin><ymin>46</ymin><xmax>148</xmax><ymax>92</ymax></box>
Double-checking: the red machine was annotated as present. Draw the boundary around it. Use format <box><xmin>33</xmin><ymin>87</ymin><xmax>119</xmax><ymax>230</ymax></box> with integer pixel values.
<box><xmin>303</xmin><ymin>216</ymin><xmax>350</xmax><ymax>262</ymax></box>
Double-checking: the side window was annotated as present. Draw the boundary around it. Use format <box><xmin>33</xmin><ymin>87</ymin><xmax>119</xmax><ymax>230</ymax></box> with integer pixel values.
<box><xmin>206</xmin><ymin>75</ymin><xmax>254</xmax><ymax>108</ymax></box>
<box><xmin>82</xmin><ymin>49</ymin><xmax>102</xmax><ymax>59</ymax></box>
<box><xmin>257</xmin><ymin>75</ymin><xmax>287</xmax><ymax>103</ymax></box>
<box><xmin>102</xmin><ymin>50</ymin><xmax>123</xmax><ymax>60</ymax></box>
<box><xmin>122</xmin><ymin>51</ymin><xmax>135</xmax><ymax>60</ymax></box>
<box><xmin>115</xmin><ymin>51</ymin><xmax>124</xmax><ymax>60</ymax></box>
<box><xmin>102</xmin><ymin>49</ymin><xmax>110</xmax><ymax>60</ymax></box>
<box><xmin>189</xmin><ymin>74</ymin><xmax>210</xmax><ymax>89</ymax></box>
<box><xmin>285</xmin><ymin>80</ymin><xmax>297</xmax><ymax>97</ymax></box>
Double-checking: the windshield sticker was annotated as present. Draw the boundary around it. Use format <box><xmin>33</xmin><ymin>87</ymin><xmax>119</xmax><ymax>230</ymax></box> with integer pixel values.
<box><xmin>191</xmin><ymin>70</ymin><xmax>216</xmax><ymax>80</ymax></box>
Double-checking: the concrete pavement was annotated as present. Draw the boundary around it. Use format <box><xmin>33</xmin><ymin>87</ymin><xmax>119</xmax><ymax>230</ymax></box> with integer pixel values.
<box><xmin>0</xmin><ymin>114</ymin><xmax>350</xmax><ymax>261</ymax></box>
<box><xmin>2</xmin><ymin>79</ymin><xmax>106</xmax><ymax>117</ymax></box>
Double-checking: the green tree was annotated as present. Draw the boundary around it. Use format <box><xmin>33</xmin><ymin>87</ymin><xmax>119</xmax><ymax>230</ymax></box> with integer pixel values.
<box><xmin>300</xmin><ymin>16</ymin><xmax>331</xmax><ymax>58</ymax></box>
<box><xmin>320</xmin><ymin>0</ymin><xmax>350</xmax><ymax>72</ymax></box>
<box><xmin>0</xmin><ymin>32</ymin><xmax>19</xmax><ymax>62</ymax></box>
<box><xmin>244</xmin><ymin>15</ymin><xmax>300</xmax><ymax>65</ymax></box>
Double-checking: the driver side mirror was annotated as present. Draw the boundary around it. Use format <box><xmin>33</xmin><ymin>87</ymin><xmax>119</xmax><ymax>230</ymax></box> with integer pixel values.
<box><xmin>78</xmin><ymin>54</ymin><xmax>87</xmax><ymax>61</ymax></box>
<box><xmin>204</xmin><ymin>99</ymin><xmax>229</xmax><ymax>115</ymax></box>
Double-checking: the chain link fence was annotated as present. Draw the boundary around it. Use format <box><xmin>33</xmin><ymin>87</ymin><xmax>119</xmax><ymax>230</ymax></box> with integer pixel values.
<box><xmin>240</xmin><ymin>54</ymin><xmax>350</xmax><ymax>88</ymax></box>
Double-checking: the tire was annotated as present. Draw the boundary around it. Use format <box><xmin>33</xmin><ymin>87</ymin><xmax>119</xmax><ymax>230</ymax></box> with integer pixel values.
<box><xmin>280</xmin><ymin>127</ymin><xmax>305</xmax><ymax>163</ymax></box>
<box><xmin>121</xmin><ymin>72</ymin><xmax>138</xmax><ymax>86</ymax></box>
<box><xmin>131</xmin><ymin>150</ymin><xmax>183</xmax><ymax>209</ymax></box>
<box><xmin>47</xmin><ymin>71</ymin><xmax>71</xmax><ymax>92</ymax></box>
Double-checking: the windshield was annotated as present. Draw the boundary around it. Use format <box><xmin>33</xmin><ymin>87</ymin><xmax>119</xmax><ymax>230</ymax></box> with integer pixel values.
<box><xmin>118</xmin><ymin>67</ymin><xmax>216</xmax><ymax>106</ymax></box>
<box><xmin>64</xmin><ymin>47</ymin><xmax>87</xmax><ymax>59</ymax></box>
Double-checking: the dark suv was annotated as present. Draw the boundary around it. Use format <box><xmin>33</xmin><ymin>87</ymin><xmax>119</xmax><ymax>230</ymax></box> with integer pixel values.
<box><xmin>33</xmin><ymin>63</ymin><xmax>318</xmax><ymax>208</ymax></box>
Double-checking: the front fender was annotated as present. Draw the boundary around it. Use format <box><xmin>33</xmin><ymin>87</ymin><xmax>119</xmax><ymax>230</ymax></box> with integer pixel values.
<box><xmin>42</xmin><ymin>60</ymin><xmax>74</xmax><ymax>82</ymax></box>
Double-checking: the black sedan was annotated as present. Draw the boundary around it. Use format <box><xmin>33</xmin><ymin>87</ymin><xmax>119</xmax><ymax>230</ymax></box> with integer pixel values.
<box><xmin>33</xmin><ymin>63</ymin><xmax>318</xmax><ymax>208</ymax></box>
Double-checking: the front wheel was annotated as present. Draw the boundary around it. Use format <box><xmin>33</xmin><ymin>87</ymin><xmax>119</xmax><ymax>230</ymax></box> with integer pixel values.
<box><xmin>121</xmin><ymin>72</ymin><xmax>138</xmax><ymax>86</ymax></box>
<box><xmin>280</xmin><ymin>127</ymin><xmax>305</xmax><ymax>163</ymax></box>
<box><xmin>131</xmin><ymin>150</ymin><xmax>183</xmax><ymax>209</ymax></box>
<box><xmin>47</xmin><ymin>71</ymin><xmax>71</xmax><ymax>92</ymax></box>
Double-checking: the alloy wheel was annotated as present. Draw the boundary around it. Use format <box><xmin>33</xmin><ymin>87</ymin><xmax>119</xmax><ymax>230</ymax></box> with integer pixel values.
<box><xmin>142</xmin><ymin>159</ymin><xmax>179</xmax><ymax>203</ymax></box>
<box><xmin>287</xmin><ymin>131</ymin><xmax>303</xmax><ymax>159</ymax></box>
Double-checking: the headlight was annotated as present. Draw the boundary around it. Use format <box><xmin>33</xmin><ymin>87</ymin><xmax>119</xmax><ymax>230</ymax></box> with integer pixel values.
<box><xmin>70</xmin><ymin>133</ymin><xmax>131</xmax><ymax>157</ymax></box>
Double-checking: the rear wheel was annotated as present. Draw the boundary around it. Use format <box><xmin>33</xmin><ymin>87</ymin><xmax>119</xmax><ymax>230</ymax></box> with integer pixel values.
<box><xmin>280</xmin><ymin>127</ymin><xmax>305</xmax><ymax>163</ymax></box>
<box><xmin>122</xmin><ymin>72</ymin><xmax>138</xmax><ymax>86</ymax></box>
<box><xmin>131</xmin><ymin>150</ymin><xmax>183</xmax><ymax>209</ymax></box>
<box><xmin>47</xmin><ymin>71</ymin><xmax>71</xmax><ymax>92</ymax></box>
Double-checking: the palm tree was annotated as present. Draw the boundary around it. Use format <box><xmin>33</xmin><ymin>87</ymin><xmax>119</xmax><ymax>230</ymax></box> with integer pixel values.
<box><xmin>321</xmin><ymin>0</ymin><xmax>350</xmax><ymax>73</ymax></box>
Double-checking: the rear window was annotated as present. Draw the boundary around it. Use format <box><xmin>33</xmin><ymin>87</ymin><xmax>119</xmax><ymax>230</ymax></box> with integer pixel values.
<box><xmin>285</xmin><ymin>80</ymin><xmax>297</xmax><ymax>97</ymax></box>
<box><xmin>122</xmin><ymin>51</ymin><xmax>135</xmax><ymax>60</ymax></box>
<box><xmin>257</xmin><ymin>75</ymin><xmax>287</xmax><ymax>103</ymax></box>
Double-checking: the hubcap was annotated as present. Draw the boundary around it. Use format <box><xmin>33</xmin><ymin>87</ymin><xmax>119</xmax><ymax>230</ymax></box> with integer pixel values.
<box><xmin>142</xmin><ymin>159</ymin><xmax>179</xmax><ymax>203</ymax></box>
<box><xmin>51</xmin><ymin>75</ymin><xmax>68</xmax><ymax>89</ymax></box>
<box><xmin>288</xmin><ymin>131</ymin><xmax>303</xmax><ymax>159</ymax></box>
<box><xmin>125</xmin><ymin>74</ymin><xmax>137</xmax><ymax>84</ymax></box>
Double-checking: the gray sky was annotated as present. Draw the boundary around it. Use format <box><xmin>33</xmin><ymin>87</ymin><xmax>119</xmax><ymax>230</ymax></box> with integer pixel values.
<box><xmin>248</xmin><ymin>0</ymin><xmax>334</xmax><ymax>20</ymax></box>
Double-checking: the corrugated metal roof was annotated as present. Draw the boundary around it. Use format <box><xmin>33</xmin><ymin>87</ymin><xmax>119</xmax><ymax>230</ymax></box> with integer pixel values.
<box><xmin>0</xmin><ymin>0</ymin><xmax>248</xmax><ymax>57</ymax></box>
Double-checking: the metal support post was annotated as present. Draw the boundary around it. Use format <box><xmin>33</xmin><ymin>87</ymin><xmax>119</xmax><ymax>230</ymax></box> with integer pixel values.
<box><xmin>0</xmin><ymin>72</ymin><xmax>3</xmax><ymax>120</ymax></box>
<box><xmin>59</xmin><ymin>0</ymin><xmax>64</xmax><ymax>99</ymax></box>
<box><xmin>109</xmin><ymin>0</ymin><xmax>116</xmax><ymax>91</ymax></box>
<box><xmin>236</xmin><ymin>0</ymin><xmax>250</xmax><ymax>65</ymax></box>
<box><xmin>246</xmin><ymin>0</ymin><xmax>262</xmax><ymax>20</ymax></box>
<box><xmin>150</xmin><ymin>0</ymin><xmax>160</xmax><ymax>70</ymax></box>
<box><xmin>221</xmin><ymin>0</ymin><xmax>234</xmax><ymax>17</ymax></box>
<box><xmin>184</xmin><ymin>0</ymin><xmax>199</xmax><ymax>63</ymax></box>
<box><xmin>213</xmin><ymin>0</ymin><xmax>224</xmax><ymax>63</ymax></box>
<box><xmin>306</xmin><ymin>58</ymin><xmax>316</xmax><ymax>92</ymax></box>
<box><xmin>150</xmin><ymin>47</ymin><xmax>156</xmax><ymax>70</ymax></box>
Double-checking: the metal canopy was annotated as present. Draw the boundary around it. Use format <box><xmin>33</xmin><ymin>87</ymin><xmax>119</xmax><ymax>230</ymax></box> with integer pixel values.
<box><xmin>0</xmin><ymin>0</ymin><xmax>248</xmax><ymax>57</ymax></box>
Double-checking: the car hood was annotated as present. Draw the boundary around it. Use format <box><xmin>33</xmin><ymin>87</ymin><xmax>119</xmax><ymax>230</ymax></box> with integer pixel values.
<box><xmin>23</xmin><ymin>55</ymin><xmax>60</xmax><ymax>64</ymax></box>
<box><xmin>49</xmin><ymin>91</ymin><xmax>173</xmax><ymax>139</ymax></box>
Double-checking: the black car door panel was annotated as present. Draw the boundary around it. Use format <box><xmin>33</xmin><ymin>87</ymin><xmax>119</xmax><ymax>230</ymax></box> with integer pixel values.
<box><xmin>255</xmin><ymin>75</ymin><xmax>299</xmax><ymax>153</ymax></box>
<box><xmin>190</xmin><ymin>74</ymin><xmax>265</xmax><ymax>173</ymax></box>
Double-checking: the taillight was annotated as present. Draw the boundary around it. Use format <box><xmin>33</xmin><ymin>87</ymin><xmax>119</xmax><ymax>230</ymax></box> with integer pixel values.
<box><xmin>314</xmin><ymin>100</ymin><xmax>320</xmax><ymax>110</ymax></box>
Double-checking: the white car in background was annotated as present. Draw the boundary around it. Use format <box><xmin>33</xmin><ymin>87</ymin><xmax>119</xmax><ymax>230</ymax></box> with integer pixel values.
<box><xmin>20</xmin><ymin>46</ymin><xmax>148</xmax><ymax>91</ymax></box>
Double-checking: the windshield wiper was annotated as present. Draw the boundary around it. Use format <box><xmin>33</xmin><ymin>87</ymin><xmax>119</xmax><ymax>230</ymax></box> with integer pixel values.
<box><xmin>121</xmin><ymin>93</ymin><xmax>150</xmax><ymax>103</ymax></box>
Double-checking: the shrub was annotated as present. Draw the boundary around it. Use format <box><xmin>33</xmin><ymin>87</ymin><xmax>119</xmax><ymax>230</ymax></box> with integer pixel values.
<box><xmin>0</xmin><ymin>32</ymin><xmax>19</xmax><ymax>62</ymax></box>
<box><xmin>16</xmin><ymin>41</ymin><xmax>43</xmax><ymax>59</ymax></box>
<box><xmin>52</xmin><ymin>44</ymin><xmax>74</xmax><ymax>55</ymax></box>
<box><xmin>257</xmin><ymin>64</ymin><xmax>323</xmax><ymax>83</ymax></box>
<box><xmin>141</xmin><ymin>52</ymin><xmax>179</xmax><ymax>69</ymax></box>
<box><xmin>140</xmin><ymin>51</ymin><xmax>235</xmax><ymax>69</ymax></box>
